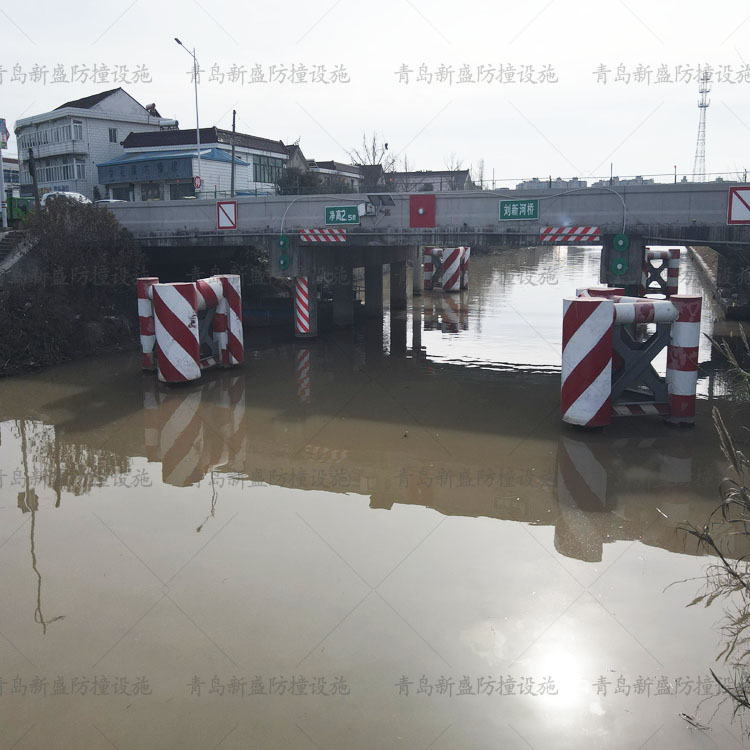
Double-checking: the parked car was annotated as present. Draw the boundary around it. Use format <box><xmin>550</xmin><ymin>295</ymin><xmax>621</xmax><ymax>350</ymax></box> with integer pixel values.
<box><xmin>94</xmin><ymin>199</ymin><xmax>127</xmax><ymax>206</ymax></box>
<box><xmin>40</xmin><ymin>191</ymin><xmax>92</xmax><ymax>206</ymax></box>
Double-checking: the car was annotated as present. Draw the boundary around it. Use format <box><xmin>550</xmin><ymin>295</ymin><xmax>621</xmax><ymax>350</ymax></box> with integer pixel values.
<box><xmin>39</xmin><ymin>191</ymin><xmax>92</xmax><ymax>206</ymax></box>
<box><xmin>94</xmin><ymin>199</ymin><xmax>128</xmax><ymax>205</ymax></box>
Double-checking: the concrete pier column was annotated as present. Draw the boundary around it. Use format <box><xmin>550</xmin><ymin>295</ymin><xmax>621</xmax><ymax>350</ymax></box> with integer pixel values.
<box><xmin>333</xmin><ymin>268</ymin><xmax>354</xmax><ymax>326</ymax></box>
<box><xmin>364</xmin><ymin>264</ymin><xmax>384</xmax><ymax>318</ymax></box>
<box><xmin>411</xmin><ymin>302</ymin><xmax>422</xmax><ymax>359</ymax></box>
<box><xmin>390</xmin><ymin>312</ymin><xmax>407</xmax><ymax>357</ymax></box>
<box><xmin>294</xmin><ymin>275</ymin><xmax>318</xmax><ymax>339</ymax></box>
<box><xmin>390</xmin><ymin>261</ymin><xmax>408</xmax><ymax>311</ymax></box>
<box><xmin>412</xmin><ymin>247</ymin><xmax>423</xmax><ymax>297</ymax></box>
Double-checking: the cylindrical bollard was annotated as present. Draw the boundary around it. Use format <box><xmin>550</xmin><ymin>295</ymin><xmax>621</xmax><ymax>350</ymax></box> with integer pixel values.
<box><xmin>295</xmin><ymin>276</ymin><xmax>312</xmax><ymax>337</ymax></box>
<box><xmin>153</xmin><ymin>282</ymin><xmax>201</xmax><ymax>383</ymax></box>
<box><xmin>665</xmin><ymin>295</ymin><xmax>701</xmax><ymax>425</ymax></box>
<box><xmin>442</xmin><ymin>247</ymin><xmax>462</xmax><ymax>292</ymax></box>
<box><xmin>137</xmin><ymin>277</ymin><xmax>159</xmax><ymax>370</ymax></box>
<box><xmin>219</xmin><ymin>274</ymin><xmax>244</xmax><ymax>366</ymax></box>
<box><xmin>460</xmin><ymin>246</ymin><xmax>471</xmax><ymax>290</ymax></box>
<box><xmin>561</xmin><ymin>297</ymin><xmax>614</xmax><ymax>427</ymax></box>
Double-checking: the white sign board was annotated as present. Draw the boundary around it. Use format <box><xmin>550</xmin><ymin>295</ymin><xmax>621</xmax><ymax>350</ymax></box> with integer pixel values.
<box><xmin>217</xmin><ymin>200</ymin><xmax>237</xmax><ymax>230</ymax></box>
<box><xmin>728</xmin><ymin>187</ymin><xmax>750</xmax><ymax>225</ymax></box>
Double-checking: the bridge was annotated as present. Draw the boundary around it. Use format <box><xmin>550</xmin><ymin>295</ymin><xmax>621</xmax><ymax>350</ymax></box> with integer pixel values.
<box><xmin>109</xmin><ymin>181</ymin><xmax>750</xmax><ymax>327</ymax></box>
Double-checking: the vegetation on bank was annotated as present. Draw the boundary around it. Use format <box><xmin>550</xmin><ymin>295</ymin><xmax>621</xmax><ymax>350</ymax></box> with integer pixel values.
<box><xmin>0</xmin><ymin>200</ymin><xmax>143</xmax><ymax>376</ymax></box>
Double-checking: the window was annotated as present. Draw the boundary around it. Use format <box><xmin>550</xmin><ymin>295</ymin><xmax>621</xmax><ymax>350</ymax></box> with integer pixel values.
<box><xmin>252</xmin><ymin>155</ymin><xmax>284</xmax><ymax>184</ymax></box>
<box><xmin>73</xmin><ymin>120</ymin><xmax>83</xmax><ymax>140</ymax></box>
<box><xmin>141</xmin><ymin>183</ymin><xmax>161</xmax><ymax>201</ymax></box>
<box><xmin>109</xmin><ymin>128</ymin><xmax>117</xmax><ymax>143</ymax></box>
<box><xmin>75</xmin><ymin>160</ymin><xmax>85</xmax><ymax>180</ymax></box>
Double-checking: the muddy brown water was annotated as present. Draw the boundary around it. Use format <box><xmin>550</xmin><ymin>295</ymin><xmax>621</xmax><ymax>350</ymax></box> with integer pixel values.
<box><xmin>2</xmin><ymin>247</ymin><xmax>750</xmax><ymax>749</ymax></box>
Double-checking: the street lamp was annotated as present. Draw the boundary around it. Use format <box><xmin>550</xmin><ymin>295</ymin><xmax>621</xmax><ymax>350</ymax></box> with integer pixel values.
<box><xmin>174</xmin><ymin>37</ymin><xmax>201</xmax><ymax>195</ymax></box>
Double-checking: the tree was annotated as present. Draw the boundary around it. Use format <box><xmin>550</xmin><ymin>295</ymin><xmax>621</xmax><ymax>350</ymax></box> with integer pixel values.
<box><xmin>473</xmin><ymin>159</ymin><xmax>486</xmax><ymax>189</ymax></box>
<box><xmin>348</xmin><ymin>133</ymin><xmax>396</xmax><ymax>173</ymax></box>
<box><xmin>276</xmin><ymin>168</ymin><xmax>320</xmax><ymax>195</ymax></box>
<box><xmin>444</xmin><ymin>152</ymin><xmax>464</xmax><ymax>171</ymax></box>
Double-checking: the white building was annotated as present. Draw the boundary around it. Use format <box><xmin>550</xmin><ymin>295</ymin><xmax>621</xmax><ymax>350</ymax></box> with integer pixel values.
<box><xmin>14</xmin><ymin>88</ymin><xmax>176</xmax><ymax>200</ymax></box>
<box><xmin>121</xmin><ymin>127</ymin><xmax>289</xmax><ymax>195</ymax></box>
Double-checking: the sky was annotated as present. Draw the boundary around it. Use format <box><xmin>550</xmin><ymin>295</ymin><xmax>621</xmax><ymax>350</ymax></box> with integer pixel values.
<box><xmin>1</xmin><ymin>0</ymin><xmax>749</xmax><ymax>186</ymax></box>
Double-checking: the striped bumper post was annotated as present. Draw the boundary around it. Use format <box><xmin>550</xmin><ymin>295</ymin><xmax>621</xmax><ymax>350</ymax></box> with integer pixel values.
<box><xmin>561</xmin><ymin>297</ymin><xmax>614</xmax><ymax>427</ymax></box>
<box><xmin>137</xmin><ymin>277</ymin><xmax>159</xmax><ymax>370</ymax></box>
<box><xmin>295</xmin><ymin>276</ymin><xmax>316</xmax><ymax>337</ymax></box>
<box><xmin>541</xmin><ymin>227</ymin><xmax>601</xmax><ymax>244</ymax></box>
<box><xmin>296</xmin><ymin>348</ymin><xmax>311</xmax><ymax>404</ymax></box>
<box><xmin>665</xmin><ymin>295</ymin><xmax>701</xmax><ymax>425</ymax></box>
<box><xmin>158</xmin><ymin>390</ymin><xmax>206</xmax><ymax>487</ymax></box>
<box><xmin>442</xmin><ymin>247</ymin><xmax>462</xmax><ymax>292</ymax></box>
<box><xmin>459</xmin><ymin>246</ymin><xmax>470</xmax><ymax>289</ymax></box>
<box><xmin>153</xmin><ymin>282</ymin><xmax>201</xmax><ymax>384</ymax></box>
<box><xmin>219</xmin><ymin>274</ymin><xmax>244</xmax><ymax>366</ymax></box>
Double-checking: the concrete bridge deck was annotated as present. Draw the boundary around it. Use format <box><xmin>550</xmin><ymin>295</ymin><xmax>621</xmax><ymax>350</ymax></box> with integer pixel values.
<box><xmin>109</xmin><ymin>181</ymin><xmax>750</xmax><ymax>252</ymax></box>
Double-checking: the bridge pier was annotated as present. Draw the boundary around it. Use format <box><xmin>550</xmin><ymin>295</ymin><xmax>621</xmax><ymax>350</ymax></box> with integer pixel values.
<box><xmin>390</xmin><ymin>261</ymin><xmax>408</xmax><ymax>310</ymax></box>
<box><xmin>412</xmin><ymin>247</ymin><xmax>423</xmax><ymax>297</ymax></box>
<box><xmin>390</xmin><ymin>311</ymin><xmax>408</xmax><ymax>357</ymax></box>
<box><xmin>333</xmin><ymin>270</ymin><xmax>354</xmax><ymax>326</ymax></box>
<box><xmin>364</xmin><ymin>264</ymin><xmax>384</xmax><ymax>317</ymax></box>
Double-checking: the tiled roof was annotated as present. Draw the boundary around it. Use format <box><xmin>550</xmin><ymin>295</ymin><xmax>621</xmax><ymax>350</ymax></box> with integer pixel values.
<box><xmin>98</xmin><ymin>147</ymin><xmax>247</xmax><ymax>167</ymax></box>
<box><xmin>54</xmin><ymin>88</ymin><xmax>123</xmax><ymax>110</ymax></box>
<box><xmin>122</xmin><ymin>127</ymin><xmax>288</xmax><ymax>155</ymax></box>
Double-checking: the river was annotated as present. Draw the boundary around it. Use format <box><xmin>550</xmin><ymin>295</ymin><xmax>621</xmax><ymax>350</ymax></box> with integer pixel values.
<box><xmin>1</xmin><ymin>246</ymin><xmax>749</xmax><ymax>749</ymax></box>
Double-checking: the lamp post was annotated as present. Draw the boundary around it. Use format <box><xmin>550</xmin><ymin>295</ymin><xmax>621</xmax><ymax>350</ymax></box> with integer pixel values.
<box><xmin>174</xmin><ymin>37</ymin><xmax>201</xmax><ymax>195</ymax></box>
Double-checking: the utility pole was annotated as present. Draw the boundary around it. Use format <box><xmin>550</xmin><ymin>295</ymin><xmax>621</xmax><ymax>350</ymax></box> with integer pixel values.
<box><xmin>175</xmin><ymin>38</ymin><xmax>202</xmax><ymax>194</ymax></box>
<box><xmin>0</xmin><ymin>116</ymin><xmax>8</xmax><ymax>227</ymax></box>
<box><xmin>28</xmin><ymin>148</ymin><xmax>40</xmax><ymax>206</ymax></box>
<box><xmin>230</xmin><ymin>109</ymin><xmax>236</xmax><ymax>198</ymax></box>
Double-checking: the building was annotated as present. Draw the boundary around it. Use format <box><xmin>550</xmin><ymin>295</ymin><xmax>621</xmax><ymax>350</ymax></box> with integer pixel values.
<box><xmin>97</xmin><ymin>148</ymin><xmax>249</xmax><ymax>201</ymax></box>
<box><xmin>516</xmin><ymin>177</ymin><xmax>588</xmax><ymax>190</ymax></box>
<box><xmin>2</xmin><ymin>155</ymin><xmax>20</xmax><ymax>195</ymax></box>
<box><xmin>387</xmin><ymin>169</ymin><xmax>474</xmax><ymax>192</ymax></box>
<box><xmin>14</xmin><ymin>88</ymin><xmax>176</xmax><ymax>200</ymax></box>
<box><xmin>591</xmin><ymin>176</ymin><xmax>655</xmax><ymax>187</ymax></box>
<box><xmin>121</xmin><ymin>127</ymin><xmax>289</xmax><ymax>195</ymax></box>
<box><xmin>308</xmin><ymin>160</ymin><xmax>362</xmax><ymax>191</ymax></box>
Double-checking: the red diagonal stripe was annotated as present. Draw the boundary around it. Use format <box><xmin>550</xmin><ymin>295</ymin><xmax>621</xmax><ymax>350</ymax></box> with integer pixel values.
<box><xmin>156</xmin><ymin>342</ymin><xmax>190</xmax><ymax>382</ymax></box>
<box><xmin>561</xmin><ymin>329</ymin><xmax>612</xmax><ymax>414</ymax></box>
<box><xmin>153</xmin><ymin>292</ymin><xmax>200</xmax><ymax>361</ymax></box>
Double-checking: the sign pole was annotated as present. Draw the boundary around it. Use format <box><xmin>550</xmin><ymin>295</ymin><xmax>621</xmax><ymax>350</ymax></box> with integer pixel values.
<box><xmin>0</xmin><ymin>146</ymin><xmax>6</xmax><ymax>228</ymax></box>
<box><xmin>0</xmin><ymin>117</ymin><xmax>7</xmax><ymax>228</ymax></box>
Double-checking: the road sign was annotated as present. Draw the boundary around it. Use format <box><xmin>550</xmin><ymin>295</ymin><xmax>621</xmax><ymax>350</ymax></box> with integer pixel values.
<box><xmin>193</xmin><ymin>175</ymin><xmax>202</xmax><ymax>189</ymax></box>
<box><xmin>728</xmin><ymin>187</ymin><xmax>750</xmax><ymax>225</ymax></box>
<box><xmin>217</xmin><ymin>200</ymin><xmax>237</xmax><ymax>230</ymax></box>
<box><xmin>500</xmin><ymin>199</ymin><xmax>539</xmax><ymax>221</ymax></box>
<box><xmin>325</xmin><ymin>205</ymin><xmax>359</xmax><ymax>225</ymax></box>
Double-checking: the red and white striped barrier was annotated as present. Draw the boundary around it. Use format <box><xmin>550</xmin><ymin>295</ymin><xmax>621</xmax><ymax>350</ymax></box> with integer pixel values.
<box><xmin>295</xmin><ymin>276</ymin><xmax>311</xmax><ymax>335</ymax></box>
<box><xmin>139</xmin><ymin>274</ymin><xmax>244</xmax><ymax>383</ymax></box>
<box><xmin>442</xmin><ymin>247</ymin><xmax>462</xmax><ymax>292</ymax></box>
<box><xmin>296</xmin><ymin>348</ymin><xmax>311</xmax><ymax>404</ymax></box>
<box><xmin>460</xmin><ymin>246</ymin><xmax>470</xmax><ymax>290</ymax></box>
<box><xmin>441</xmin><ymin>294</ymin><xmax>460</xmax><ymax>333</ymax></box>
<box><xmin>666</xmin><ymin>295</ymin><xmax>701</xmax><ymax>425</ymax></box>
<box><xmin>640</xmin><ymin>248</ymin><xmax>681</xmax><ymax>297</ymax></box>
<box><xmin>137</xmin><ymin>277</ymin><xmax>159</xmax><ymax>371</ymax></box>
<box><xmin>541</xmin><ymin>227</ymin><xmax>601</xmax><ymax>243</ymax></box>
<box><xmin>562</xmin><ymin>289</ymin><xmax>702</xmax><ymax>426</ymax></box>
<box><xmin>561</xmin><ymin>297</ymin><xmax>614</xmax><ymax>427</ymax></box>
<box><xmin>299</xmin><ymin>228</ymin><xmax>347</xmax><ymax>242</ymax></box>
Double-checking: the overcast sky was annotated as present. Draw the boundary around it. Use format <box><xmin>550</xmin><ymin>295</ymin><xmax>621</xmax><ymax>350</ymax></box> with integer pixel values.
<box><xmin>2</xmin><ymin>0</ymin><xmax>749</xmax><ymax>185</ymax></box>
